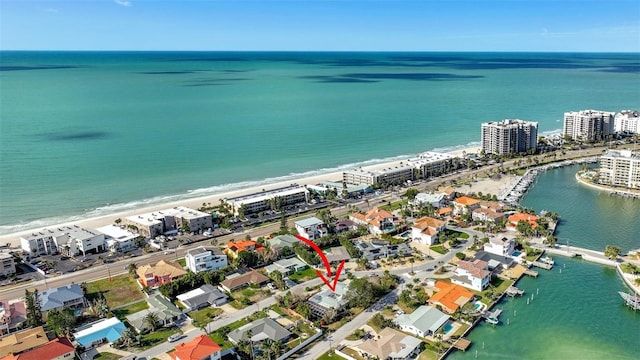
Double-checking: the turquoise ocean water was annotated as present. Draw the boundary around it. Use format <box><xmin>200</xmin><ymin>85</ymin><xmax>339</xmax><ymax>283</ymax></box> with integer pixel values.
<box><xmin>449</xmin><ymin>165</ymin><xmax>640</xmax><ymax>360</ymax></box>
<box><xmin>1</xmin><ymin>52</ymin><xmax>639</xmax><ymax>232</ymax></box>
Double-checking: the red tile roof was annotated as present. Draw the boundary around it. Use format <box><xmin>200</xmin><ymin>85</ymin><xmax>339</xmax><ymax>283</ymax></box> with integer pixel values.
<box><xmin>429</xmin><ymin>281</ymin><xmax>474</xmax><ymax>313</ymax></box>
<box><xmin>1</xmin><ymin>337</ymin><xmax>74</xmax><ymax>360</ymax></box>
<box><xmin>226</xmin><ymin>240</ymin><xmax>265</xmax><ymax>253</ymax></box>
<box><xmin>413</xmin><ymin>216</ymin><xmax>445</xmax><ymax>230</ymax></box>
<box><xmin>454</xmin><ymin>196</ymin><xmax>481</xmax><ymax>206</ymax></box>
<box><xmin>170</xmin><ymin>335</ymin><xmax>221</xmax><ymax>360</ymax></box>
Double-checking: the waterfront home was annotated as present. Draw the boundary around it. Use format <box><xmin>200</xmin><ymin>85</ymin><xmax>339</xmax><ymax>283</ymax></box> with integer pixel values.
<box><xmin>266</xmin><ymin>234</ymin><xmax>298</xmax><ymax>255</ymax></box>
<box><xmin>410</xmin><ymin>192</ymin><xmax>446</xmax><ymax>209</ymax></box>
<box><xmin>170</xmin><ymin>335</ymin><xmax>222</xmax><ymax>360</ymax></box>
<box><xmin>307</xmin><ymin>281</ymin><xmax>349</xmax><ymax>319</ymax></box>
<box><xmin>507</xmin><ymin>213</ymin><xmax>539</xmax><ymax>231</ymax></box>
<box><xmin>177</xmin><ymin>285</ymin><xmax>229</xmax><ymax>312</ymax></box>
<box><xmin>350</xmin><ymin>207</ymin><xmax>403</xmax><ymax>235</ymax></box>
<box><xmin>219</xmin><ymin>269</ymin><xmax>269</xmax><ymax>292</ymax></box>
<box><xmin>126</xmin><ymin>294</ymin><xmax>183</xmax><ymax>332</ymax></box>
<box><xmin>263</xmin><ymin>257</ymin><xmax>308</xmax><ymax>276</ymax></box>
<box><xmin>0</xmin><ymin>299</ymin><xmax>26</xmax><ymax>335</ymax></box>
<box><xmin>428</xmin><ymin>281</ymin><xmax>474</xmax><ymax>314</ymax></box>
<box><xmin>227</xmin><ymin>318</ymin><xmax>291</xmax><ymax>345</ymax></box>
<box><xmin>20</xmin><ymin>225</ymin><xmax>106</xmax><ymax>257</ymax></box>
<box><xmin>473</xmin><ymin>251</ymin><xmax>515</xmax><ymax>272</ymax></box>
<box><xmin>186</xmin><ymin>246</ymin><xmax>228</xmax><ymax>273</ymax></box>
<box><xmin>0</xmin><ymin>327</ymin><xmax>49</xmax><ymax>357</ymax></box>
<box><xmin>136</xmin><ymin>260</ymin><xmax>187</xmax><ymax>288</ymax></box>
<box><xmin>224</xmin><ymin>184</ymin><xmax>309</xmax><ymax>216</ymax></box>
<box><xmin>0</xmin><ymin>337</ymin><xmax>75</xmax><ymax>360</ymax></box>
<box><xmin>411</xmin><ymin>216</ymin><xmax>446</xmax><ymax>245</ymax></box>
<box><xmin>395</xmin><ymin>306</ymin><xmax>449</xmax><ymax>338</ymax></box>
<box><xmin>0</xmin><ymin>253</ymin><xmax>15</xmax><ymax>278</ymax></box>
<box><xmin>451</xmin><ymin>260</ymin><xmax>491</xmax><ymax>291</ymax></box>
<box><xmin>96</xmin><ymin>224</ymin><xmax>138</xmax><ymax>253</ymax></box>
<box><xmin>124</xmin><ymin>206</ymin><xmax>213</xmax><ymax>238</ymax></box>
<box><xmin>294</xmin><ymin>217</ymin><xmax>328</xmax><ymax>241</ymax></box>
<box><xmin>224</xmin><ymin>240</ymin><xmax>265</xmax><ymax>260</ymax></box>
<box><xmin>484</xmin><ymin>235</ymin><xmax>516</xmax><ymax>257</ymax></box>
<box><xmin>73</xmin><ymin>317</ymin><xmax>126</xmax><ymax>348</ymax></box>
<box><xmin>452</xmin><ymin>196</ymin><xmax>481</xmax><ymax>216</ymax></box>
<box><xmin>39</xmin><ymin>284</ymin><xmax>87</xmax><ymax>318</ymax></box>
<box><xmin>471</xmin><ymin>208</ymin><xmax>505</xmax><ymax>223</ymax></box>
<box><xmin>352</xmin><ymin>327</ymin><xmax>423</xmax><ymax>360</ymax></box>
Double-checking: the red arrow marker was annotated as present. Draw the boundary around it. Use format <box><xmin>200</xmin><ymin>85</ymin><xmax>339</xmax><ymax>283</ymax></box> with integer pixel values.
<box><xmin>294</xmin><ymin>234</ymin><xmax>345</xmax><ymax>292</ymax></box>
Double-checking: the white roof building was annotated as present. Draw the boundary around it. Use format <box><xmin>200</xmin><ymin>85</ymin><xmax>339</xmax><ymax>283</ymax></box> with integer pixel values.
<box><xmin>224</xmin><ymin>184</ymin><xmax>309</xmax><ymax>215</ymax></box>
<box><xmin>614</xmin><ymin>110</ymin><xmax>640</xmax><ymax>134</ymax></box>
<box><xmin>97</xmin><ymin>224</ymin><xmax>138</xmax><ymax>253</ymax></box>
<box><xmin>20</xmin><ymin>225</ymin><xmax>105</xmax><ymax>257</ymax></box>
<box><xmin>395</xmin><ymin>306</ymin><xmax>450</xmax><ymax>338</ymax></box>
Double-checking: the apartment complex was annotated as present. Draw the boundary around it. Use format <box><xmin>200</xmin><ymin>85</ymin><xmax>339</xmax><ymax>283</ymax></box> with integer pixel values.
<box><xmin>599</xmin><ymin>149</ymin><xmax>640</xmax><ymax>189</ymax></box>
<box><xmin>343</xmin><ymin>163</ymin><xmax>414</xmax><ymax>186</ymax></box>
<box><xmin>614</xmin><ymin>110</ymin><xmax>640</xmax><ymax>134</ymax></box>
<box><xmin>185</xmin><ymin>246</ymin><xmax>228</xmax><ymax>273</ymax></box>
<box><xmin>406</xmin><ymin>151</ymin><xmax>457</xmax><ymax>179</ymax></box>
<box><xmin>481</xmin><ymin>119</ymin><xmax>538</xmax><ymax>155</ymax></box>
<box><xmin>224</xmin><ymin>184</ymin><xmax>309</xmax><ymax>215</ymax></box>
<box><xmin>0</xmin><ymin>254</ymin><xmax>15</xmax><ymax>277</ymax></box>
<box><xmin>563</xmin><ymin>110</ymin><xmax>615</xmax><ymax>142</ymax></box>
<box><xmin>97</xmin><ymin>224</ymin><xmax>138</xmax><ymax>253</ymax></box>
<box><xmin>20</xmin><ymin>226</ymin><xmax>105</xmax><ymax>257</ymax></box>
<box><xmin>125</xmin><ymin>206</ymin><xmax>213</xmax><ymax>238</ymax></box>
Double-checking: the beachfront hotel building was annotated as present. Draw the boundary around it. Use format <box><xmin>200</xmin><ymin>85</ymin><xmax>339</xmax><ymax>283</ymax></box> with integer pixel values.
<box><xmin>563</xmin><ymin>109</ymin><xmax>615</xmax><ymax>142</ymax></box>
<box><xmin>343</xmin><ymin>163</ymin><xmax>414</xmax><ymax>187</ymax></box>
<box><xmin>599</xmin><ymin>149</ymin><xmax>640</xmax><ymax>189</ymax></box>
<box><xmin>406</xmin><ymin>151</ymin><xmax>457</xmax><ymax>179</ymax></box>
<box><xmin>20</xmin><ymin>225</ymin><xmax>106</xmax><ymax>257</ymax></box>
<box><xmin>614</xmin><ymin>110</ymin><xmax>640</xmax><ymax>134</ymax></box>
<box><xmin>481</xmin><ymin>119</ymin><xmax>538</xmax><ymax>155</ymax></box>
<box><xmin>224</xmin><ymin>184</ymin><xmax>309</xmax><ymax>216</ymax></box>
<box><xmin>124</xmin><ymin>206</ymin><xmax>213</xmax><ymax>237</ymax></box>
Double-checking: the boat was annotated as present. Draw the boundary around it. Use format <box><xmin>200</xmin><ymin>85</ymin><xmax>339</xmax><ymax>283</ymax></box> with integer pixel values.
<box><xmin>486</xmin><ymin>317</ymin><xmax>499</xmax><ymax>325</ymax></box>
<box><xmin>540</xmin><ymin>256</ymin><xmax>555</xmax><ymax>266</ymax></box>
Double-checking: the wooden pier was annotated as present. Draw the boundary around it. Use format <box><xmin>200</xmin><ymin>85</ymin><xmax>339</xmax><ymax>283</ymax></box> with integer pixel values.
<box><xmin>452</xmin><ymin>338</ymin><xmax>472</xmax><ymax>351</ymax></box>
<box><xmin>531</xmin><ymin>261</ymin><xmax>553</xmax><ymax>270</ymax></box>
<box><xmin>505</xmin><ymin>286</ymin><xmax>525</xmax><ymax>297</ymax></box>
<box><xmin>524</xmin><ymin>269</ymin><xmax>539</xmax><ymax>277</ymax></box>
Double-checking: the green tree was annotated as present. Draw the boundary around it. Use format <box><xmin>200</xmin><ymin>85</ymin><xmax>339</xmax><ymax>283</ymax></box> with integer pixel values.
<box><xmin>143</xmin><ymin>312</ymin><xmax>160</xmax><ymax>331</ymax></box>
<box><xmin>24</xmin><ymin>289</ymin><xmax>43</xmax><ymax>328</ymax></box>
<box><xmin>128</xmin><ymin>263</ymin><xmax>138</xmax><ymax>278</ymax></box>
<box><xmin>604</xmin><ymin>245</ymin><xmax>622</xmax><ymax>260</ymax></box>
<box><xmin>46</xmin><ymin>309</ymin><xmax>76</xmax><ymax>337</ymax></box>
<box><xmin>295</xmin><ymin>302</ymin><xmax>312</xmax><ymax>319</ymax></box>
<box><xmin>269</xmin><ymin>270</ymin><xmax>285</xmax><ymax>290</ymax></box>
<box><xmin>404</xmin><ymin>188</ymin><xmax>419</xmax><ymax>200</ymax></box>
<box><xmin>235</xmin><ymin>251</ymin><xmax>259</xmax><ymax>268</ymax></box>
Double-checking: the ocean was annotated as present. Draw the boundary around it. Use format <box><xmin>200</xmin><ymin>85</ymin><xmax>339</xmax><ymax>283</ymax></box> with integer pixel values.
<box><xmin>1</xmin><ymin>52</ymin><xmax>639</xmax><ymax>232</ymax></box>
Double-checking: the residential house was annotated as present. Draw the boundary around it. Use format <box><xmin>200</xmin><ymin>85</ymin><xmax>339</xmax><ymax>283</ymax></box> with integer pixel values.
<box><xmin>170</xmin><ymin>335</ymin><xmax>222</xmax><ymax>360</ymax></box>
<box><xmin>224</xmin><ymin>240</ymin><xmax>265</xmax><ymax>260</ymax></box>
<box><xmin>186</xmin><ymin>246</ymin><xmax>228</xmax><ymax>273</ymax></box>
<box><xmin>471</xmin><ymin>208</ymin><xmax>505</xmax><ymax>223</ymax></box>
<box><xmin>39</xmin><ymin>284</ymin><xmax>87</xmax><ymax>317</ymax></box>
<box><xmin>324</xmin><ymin>246</ymin><xmax>352</xmax><ymax>264</ymax></box>
<box><xmin>395</xmin><ymin>306</ymin><xmax>449</xmax><ymax>338</ymax></box>
<box><xmin>334</xmin><ymin>218</ymin><xmax>359</xmax><ymax>233</ymax></box>
<box><xmin>73</xmin><ymin>317</ymin><xmax>126</xmax><ymax>348</ymax></box>
<box><xmin>410</xmin><ymin>193</ymin><xmax>445</xmax><ymax>209</ymax></box>
<box><xmin>0</xmin><ymin>299</ymin><xmax>26</xmax><ymax>335</ymax></box>
<box><xmin>307</xmin><ymin>282</ymin><xmax>349</xmax><ymax>319</ymax></box>
<box><xmin>428</xmin><ymin>281</ymin><xmax>474</xmax><ymax>314</ymax></box>
<box><xmin>0</xmin><ymin>337</ymin><xmax>75</xmax><ymax>360</ymax></box>
<box><xmin>96</xmin><ymin>224</ymin><xmax>138</xmax><ymax>253</ymax></box>
<box><xmin>438</xmin><ymin>186</ymin><xmax>456</xmax><ymax>201</ymax></box>
<box><xmin>484</xmin><ymin>236</ymin><xmax>516</xmax><ymax>257</ymax></box>
<box><xmin>126</xmin><ymin>295</ymin><xmax>183</xmax><ymax>332</ymax></box>
<box><xmin>0</xmin><ymin>254</ymin><xmax>15</xmax><ymax>278</ymax></box>
<box><xmin>294</xmin><ymin>217</ymin><xmax>328</xmax><ymax>241</ymax></box>
<box><xmin>437</xmin><ymin>207</ymin><xmax>453</xmax><ymax>218</ymax></box>
<box><xmin>353</xmin><ymin>327</ymin><xmax>423</xmax><ymax>360</ymax></box>
<box><xmin>20</xmin><ymin>226</ymin><xmax>105</xmax><ymax>257</ymax></box>
<box><xmin>451</xmin><ymin>260</ymin><xmax>491</xmax><ymax>291</ymax></box>
<box><xmin>350</xmin><ymin>207</ymin><xmax>403</xmax><ymax>235</ymax></box>
<box><xmin>266</xmin><ymin>234</ymin><xmax>298</xmax><ymax>255</ymax></box>
<box><xmin>452</xmin><ymin>196</ymin><xmax>481</xmax><ymax>216</ymax></box>
<box><xmin>264</xmin><ymin>257</ymin><xmax>308</xmax><ymax>276</ymax></box>
<box><xmin>177</xmin><ymin>285</ymin><xmax>229</xmax><ymax>312</ymax></box>
<box><xmin>411</xmin><ymin>216</ymin><xmax>446</xmax><ymax>246</ymax></box>
<box><xmin>358</xmin><ymin>241</ymin><xmax>413</xmax><ymax>261</ymax></box>
<box><xmin>507</xmin><ymin>213</ymin><xmax>539</xmax><ymax>231</ymax></box>
<box><xmin>0</xmin><ymin>327</ymin><xmax>50</xmax><ymax>357</ymax></box>
<box><xmin>473</xmin><ymin>251</ymin><xmax>515</xmax><ymax>272</ymax></box>
<box><xmin>136</xmin><ymin>260</ymin><xmax>187</xmax><ymax>288</ymax></box>
<box><xmin>220</xmin><ymin>270</ymin><xmax>270</xmax><ymax>292</ymax></box>
<box><xmin>227</xmin><ymin>318</ymin><xmax>291</xmax><ymax>345</ymax></box>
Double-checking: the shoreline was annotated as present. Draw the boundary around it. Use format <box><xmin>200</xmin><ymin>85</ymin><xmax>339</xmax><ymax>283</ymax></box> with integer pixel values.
<box><xmin>0</xmin><ymin>147</ymin><xmax>481</xmax><ymax>248</ymax></box>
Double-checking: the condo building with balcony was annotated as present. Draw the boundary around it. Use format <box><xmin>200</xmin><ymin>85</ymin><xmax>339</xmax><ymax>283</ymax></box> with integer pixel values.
<box><xmin>481</xmin><ymin>119</ymin><xmax>538</xmax><ymax>155</ymax></box>
<box><xmin>563</xmin><ymin>109</ymin><xmax>615</xmax><ymax>142</ymax></box>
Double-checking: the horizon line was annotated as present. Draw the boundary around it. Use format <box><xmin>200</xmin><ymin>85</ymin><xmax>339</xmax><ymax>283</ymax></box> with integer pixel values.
<box><xmin>2</xmin><ymin>49</ymin><xmax>639</xmax><ymax>54</ymax></box>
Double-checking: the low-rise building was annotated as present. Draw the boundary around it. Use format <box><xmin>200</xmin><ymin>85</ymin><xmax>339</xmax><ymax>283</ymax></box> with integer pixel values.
<box><xmin>0</xmin><ymin>253</ymin><xmax>16</xmax><ymax>277</ymax></box>
<box><xmin>227</xmin><ymin>318</ymin><xmax>291</xmax><ymax>345</ymax></box>
<box><xmin>350</xmin><ymin>207</ymin><xmax>403</xmax><ymax>235</ymax></box>
<box><xmin>294</xmin><ymin>217</ymin><xmax>328</xmax><ymax>241</ymax></box>
<box><xmin>136</xmin><ymin>260</ymin><xmax>187</xmax><ymax>288</ymax></box>
<box><xmin>177</xmin><ymin>285</ymin><xmax>229</xmax><ymax>312</ymax></box>
<box><xmin>224</xmin><ymin>184</ymin><xmax>309</xmax><ymax>216</ymax></box>
<box><xmin>484</xmin><ymin>236</ymin><xmax>516</xmax><ymax>257</ymax></box>
<box><xmin>395</xmin><ymin>306</ymin><xmax>449</xmax><ymax>338</ymax></box>
<box><xmin>96</xmin><ymin>224</ymin><xmax>138</xmax><ymax>253</ymax></box>
<box><xmin>0</xmin><ymin>337</ymin><xmax>75</xmax><ymax>360</ymax></box>
<box><xmin>263</xmin><ymin>257</ymin><xmax>308</xmax><ymax>276</ymax></box>
<box><xmin>411</xmin><ymin>216</ymin><xmax>446</xmax><ymax>245</ymax></box>
<box><xmin>324</xmin><ymin>246</ymin><xmax>352</xmax><ymax>264</ymax></box>
<box><xmin>0</xmin><ymin>327</ymin><xmax>50</xmax><ymax>357</ymax></box>
<box><xmin>410</xmin><ymin>193</ymin><xmax>445</xmax><ymax>209</ymax></box>
<box><xmin>170</xmin><ymin>335</ymin><xmax>222</xmax><ymax>360</ymax></box>
<box><xmin>126</xmin><ymin>295</ymin><xmax>182</xmax><ymax>332</ymax></box>
<box><xmin>343</xmin><ymin>164</ymin><xmax>414</xmax><ymax>187</ymax></box>
<box><xmin>220</xmin><ymin>270</ymin><xmax>270</xmax><ymax>292</ymax></box>
<box><xmin>353</xmin><ymin>327</ymin><xmax>423</xmax><ymax>360</ymax></box>
<box><xmin>0</xmin><ymin>300</ymin><xmax>26</xmax><ymax>335</ymax></box>
<box><xmin>39</xmin><ymin>284</ymin><xmax>87</xmax><ymax>317</ymax></box>
<box><xmin>428</xmin><ymin>281</ymin><xmax>474</xmax><ymax>314</ymax></box>
<box><xmin>73</xmin><ymin>317</ymin><xmax>126</xmax><ymax>348</ymax></box>
<box><xmin>20</xmin><ymin>226</ymin><xmax>105</xmax><ymax>257</ymax></box>
<box><xmin>125</xmin><ymin>206</ymin><xmax>213</xmax><ymax>237</ymax></box>
<box><xmin>224</xmin><ymin>240</ymin><xmax>265</xmax><ymax>260</ymax></box>
<box><xmin>307</xmin><ymin>281</ymin><xmax>349</xmax><ymax>319</ymax></box>
<box><xmin>451</xmin><ymin>260</ymin><xmax>491</xmax><ymax>291</ymax></box>
<box><xmin>406</xmin><ymin>151</ymin><xmax>457</xmax><ymax>179</ymax></box>
<box><xmin>452</xmin><ymin>196</ymin><xmax>481</xmax><ymax>216</ymax></box>
<box><xmin>186</xmin><ymin>246</ymin><xmax>228</xmax><ymax>273</ymax></box>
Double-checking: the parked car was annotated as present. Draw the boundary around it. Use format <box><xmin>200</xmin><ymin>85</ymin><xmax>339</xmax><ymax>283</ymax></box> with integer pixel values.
<box><xmin>168</xmin><ymin>333</ymin><xmax>184</xmax><ymax>342</ymax></box>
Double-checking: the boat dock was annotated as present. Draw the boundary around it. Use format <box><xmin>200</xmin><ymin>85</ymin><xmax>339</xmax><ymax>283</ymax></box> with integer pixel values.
<box><xmin>524</xmin><ymin>269</ymin><xmax>539</xmax><ymax>277</ymax></box>
<box><xmin>619</xmin><ymin>292</ymin><xmax>640</xmax><ymax>310</ymax></box>
<box><xmin>482</xmin><ymin>308</ymin><xmax>503</xmax><ymax>324</ymax></box>
<box><xmin>531</xmin><ymin>261</ymin><xmax>553</xmax><ymax>270</ymax></box>
<box><xmin>452</xmin><ymin>338</ymin><xmax>472</xmax><ymax>351</ymax></box>
<box><xmin>505</xmin><ymin>286</ymin><xmax>525</xmax><ymax>297</ymax></box>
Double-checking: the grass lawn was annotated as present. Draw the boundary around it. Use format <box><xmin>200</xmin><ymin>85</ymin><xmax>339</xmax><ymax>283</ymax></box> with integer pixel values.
<box><xmin>288</xmin><ymin>268</ymin><xmax>317</xmax><ymax>282</ymax></box>
<box><xmin>137</xmin><ymin>327</ymin><xmax>178</xmax><ymax>350</ymax></box>
<box><xmin>418</xmin><ymin>348</ymin><xmax>440</xmax><ymax>360</ymax></box>
<box><xmin>209</xmin><ymin>332</ymin><xmax>234</xmax><ymax>350</ymax></box>
<box><xmin>341</xmin><ymin>347</ymin><xmax>366</xmax><ymax>360</ymax></box>
<box><xmin>188</xmin><ymin>307</ymin><xmax>223</xmax><ymax>327</ymax></box>
<box><xmin>479</xmin><ymin>278</ymin><xmax>514</xmax><ymax>304</ymax></box>
<box><xmin>176</xmin><ymin>258</ymin><xmax>186</xmax><ymax>267</ymax></box>
<box><xmin>86</xmin><ymin>274</ymin><xmax>144</xmax><ymax>307</ymax></box>
<box><xmin>346</xmin><ymin>328</ymin><xmax>365</xmax><ymax>341</ymax></box>
<box><xmin>317</xmin><ymin>351</ymin><xmax>344</xmax><ymax>360</ymax></box>
<box><xmin>430</xmin><ymin>245</ymin><xmax>448</xmax><ymax>255</ymax></box>
<box><xmin>93</xmin><ymin>352</ymin><xmax>122</xmax><ymax>360</ymax></box>
<box><xmin>112</xmin><ymin>300</ymin><xmax>149</xmax><ymax>321</ymax></box>
<box><xmin>620</xmin><ymin>262</ymin><xmax>640</xmax><ymax>274</ymax></box>
<box><xmin>379</xmin><ymin>199</ymin><xmax>407</xmax><ymax>212</ymax></box>
<box><xmin>444</xmin><ymin>229</ymin><xmax>470</xmax><ymax>239</ymax></box>
<box><xmin>453</xmin><ymin>323</ymin><xmax>470</xmax><ymax>337</ymax></box>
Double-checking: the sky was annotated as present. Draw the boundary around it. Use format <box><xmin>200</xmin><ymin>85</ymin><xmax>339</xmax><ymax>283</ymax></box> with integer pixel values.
<box><xmin>1</xmin><ymin>0</ymin><xmax>639</xmax><ymax>52</ymax></box>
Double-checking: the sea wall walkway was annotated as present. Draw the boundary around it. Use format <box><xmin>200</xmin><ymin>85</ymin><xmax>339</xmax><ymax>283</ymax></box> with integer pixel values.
<box><xmin>531</xmin><ymin>243</ymin><xmax>617</xmax><ymax>266</ymax></box>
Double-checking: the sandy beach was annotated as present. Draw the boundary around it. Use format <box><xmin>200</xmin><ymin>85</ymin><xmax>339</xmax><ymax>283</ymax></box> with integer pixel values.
<box><xmin>0</xmin><ymin>147</ymin><xmax>482</xmax><ymax>248</ymax></box>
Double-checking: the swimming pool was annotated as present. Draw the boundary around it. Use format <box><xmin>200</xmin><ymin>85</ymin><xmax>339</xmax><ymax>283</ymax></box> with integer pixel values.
<box><xmin>512</xmin><ymin>251</ymin><xmax>522</xmax><ymax>257</ymax></box>
<box><xmin>443</xmin><ymin>323</ymin><xmax>454</xmax><ymax>334</ymax></box>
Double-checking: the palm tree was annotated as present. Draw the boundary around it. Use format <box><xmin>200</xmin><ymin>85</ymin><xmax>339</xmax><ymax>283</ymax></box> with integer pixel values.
<box><xmin>128</xmin><ymin>263</ymin><xmax>138</xmax><ymax>277</ymax></box>
<box><xmin>121</xmin><ymin>327</ymin><xmax>137</xmax><ymax>347</ymax></box>
<box><xmin>409</xmin><ymin>257</ymin><xmax>415</xmax><ymax>274</ymax></box>
<box><xmin>143</xmin><ymin>312</ymin><xmax>160</xmax><ymax>332</ymax></box>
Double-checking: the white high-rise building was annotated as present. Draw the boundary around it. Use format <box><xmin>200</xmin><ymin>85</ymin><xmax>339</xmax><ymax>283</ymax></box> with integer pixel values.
<box><xmin>563</xmin><ymin>110</ymin><xmax>615</xmax><ymax>142</ymax></box>
<box><xmin>481</xmin><ymin>119</ymin><xmax>538</xmax><ymax>155</ymax></box>
<box><xmin>599</xmin><ymin>149</ymin><xmax>640</xmax><ymax>189</ymax></box>
<box><xmin>613</xmin><ymin>110</ymin><xmax>640</xmax><ymax>134</ymax></box>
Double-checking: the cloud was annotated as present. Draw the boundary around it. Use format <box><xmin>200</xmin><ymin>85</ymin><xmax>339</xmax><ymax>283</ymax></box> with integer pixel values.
<box><xmin>114</xmin><ymin>0</ymin><xmax>132</xmax><ymax>7</ymax></box>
